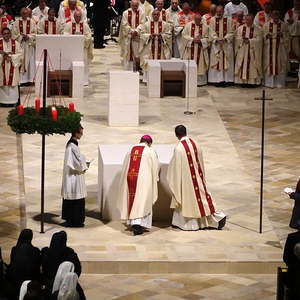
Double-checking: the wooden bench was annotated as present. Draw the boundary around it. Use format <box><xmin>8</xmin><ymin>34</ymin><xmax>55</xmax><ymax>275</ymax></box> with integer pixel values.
<box><xmin>160</xmin><ymin>70</ymin><xmax>186</xmax><ymax>98</ymax></box>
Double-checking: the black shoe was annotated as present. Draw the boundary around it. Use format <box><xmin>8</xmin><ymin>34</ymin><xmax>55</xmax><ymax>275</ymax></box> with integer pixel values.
<box><xmin>94</xmin><ymin>44</ymin><xmax>105</xmax><ymax>49</ymax></box>
<box><xmin>132</xmin><ymin>225</ymin><xmax>143</xmax><ymax>235</ymax></box>
<box><xmin>218</xmin><ymin>217</ymin><xmax>226</xmax><ymax>230</ymax></box>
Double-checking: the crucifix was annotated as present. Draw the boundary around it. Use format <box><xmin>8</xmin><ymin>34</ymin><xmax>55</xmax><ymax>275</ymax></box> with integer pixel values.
<box><xmin>255</xmin><ymin>89</ymin><xmax>273</xmax><ymax>234</ymax></box>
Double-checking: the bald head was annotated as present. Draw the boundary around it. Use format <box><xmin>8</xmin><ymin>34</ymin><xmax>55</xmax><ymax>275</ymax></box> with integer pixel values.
<box><xmin>74</xmin><ymin>9</ymin><xmax>82</xmax><ymax>23</ymax></box>
<box><xmin>131</xmin><ymin>0</ymin><xmax>139</xmax><ymax>11</ymax></box>
<box><xmin>194</xmin><ymin>13</ymin><xmax>202</xmax><ymax>25</ymax></box>
<box><xmin>156</xmin><ymin>0</ymin><xmax>164</xmax><ymax>11</ymax></box>
<box><xmin>20</xmin><ymin>7</ymin><xmax>29</xmax><ymax>19</ymax></box>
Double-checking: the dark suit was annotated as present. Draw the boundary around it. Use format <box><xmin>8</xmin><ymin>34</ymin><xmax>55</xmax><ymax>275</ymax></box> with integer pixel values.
<box><xmin>289</xmin><ymin>180</ymin><xmax>300</xmax><ymax>230</ymax></box>
<box><xmin>283</xmin><ymin>231</ymin><xmax>300</xmax><ymax>300</ymax></box>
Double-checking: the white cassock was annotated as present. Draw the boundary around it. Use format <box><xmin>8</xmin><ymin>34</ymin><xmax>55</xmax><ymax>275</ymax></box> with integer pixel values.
<box><xmin>12</xmin><ymin>18</ymin><xmax>36</xmax><ymax>84</ymax></box>
<box><xmin>166</xmin><ymin>7</ymin><xmax>182</xmax><ymax>57</ymax></box>
<box><xmin>61</xmin><ymin>140</ymin><xmax>88</xmax><ymax>200</ymax></box>
<box><xmin>0</xmin><ymin>38</ymin><xmax>23</xmax><ymax>104</ymax></box>
<box><xmin>37</xmin><ymin>18</ymin><xmax>62</xmax><ymax>34</ymax></box>
<box><xmin>284</xmin><ymin>8</ymin><xmax>300</xmax><ymax>60</ymax></box>
<box><xmin>167</xmin><ymin>137</ymin><xmax>225</xmax><ymax>230</ymax></box>
<box><xmin>58</xmin><ymin>2</ymin><xmax>87</xmax><ymax>26</ymax></box>
<box><xmin>64</xmin><ymin>21</ymin><xmax>93</xmax><ymax>86</ymax></box>
<box><xmin>139</xmin><ymin>1</ymin><xmax>154</xmax><ymax>20</ymax></box>
<box><xmin>118</xmin><ymin>143</ymin><xmax>159</xmax><ymax>229</ymax></box>
<box><xmin>139</xmin><ymin>20</ymin><xmax>172</xmax><ymax>72</ymax></box>
<box><xmin>208</xmin><ymin>16</ymin><xmax>234</xmax><ymax>83</ymax></box>
<box><xmin>263</xmin><ymin>20</ymin><xmax>289</xmax><ymax>88</ymax></box>
<box><xmin>254</xmin><ymin>10</ymin><xmax>271</xmax><ymax>28</ymax></box>
<box><xmin>181</xmin><ymin>21</ymin><xmax>209</xmax><ymax>86</ymax></box>
<box><xmin>177</xmin><ymin>11</ymin><xmax>195</xmax><ymax>57</ymax></box>
<box><xmin>234</xmin><ymin>24</ymin><xmax>263</xmax><ymax>85</ymax></box>
<box><xmin>118</xmin><ymin>8</ymin><xmax>145</xmax><ymax>70</ymax></box>
<box><xmin>32</xmin><ymin>6</ymin><xmax>49</xmax><ymax>23</ymax></box>
<box><xmin>224</xmin><ymin>2</ymin><xmax>248</xmax><ymax>17</ymax></box>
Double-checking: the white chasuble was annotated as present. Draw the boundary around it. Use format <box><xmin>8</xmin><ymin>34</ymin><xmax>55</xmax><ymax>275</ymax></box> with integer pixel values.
<box><xmin>167</xmin><ymin>137</ymin><xmax>225</xmax><ymax>230</ymax></box>
<box><xmin>208</xmin><ymin>16</ymin><xmax>234</xmax><ymax>83</ymax></box>
<box><xmin>234</xmin><ymin>24</ymin><xmax>263</xmax><ymax>85</ymax></box>
<box><xmin>38</xmin><ymin>19</ymin><xmax>62</xmax><ymax>34</ymax></box>
<box><xmin>118</xmin><ymin>143</ymin><xmax>159</xmax><ymax>228</ymax></box>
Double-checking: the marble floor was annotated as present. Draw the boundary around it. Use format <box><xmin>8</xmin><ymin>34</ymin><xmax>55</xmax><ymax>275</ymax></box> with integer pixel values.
<box><xmin>0</xmin><ymin>42</ymin><xmax>299</xmax><ymax>297</ymax></box>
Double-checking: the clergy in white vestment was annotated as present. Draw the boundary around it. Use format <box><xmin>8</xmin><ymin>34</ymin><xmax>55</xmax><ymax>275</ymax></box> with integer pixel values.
<box><xmin>139</xmin><ymin>9</ymin><xmax>172</xmax><ymax>72</ymax></box>
<box><xmin>32</xmin><ymin>0</ymin><xmax>49</xmax><ymax>24</ymax></box>
<box><xmin>0</xmin><ymin>28</ymin><xmax>23</xmax><ymax>106</ymax></box>
<box><xmin>284</xmin><ymin>0</ymin><xmax>300</xmax><ymax>61</ymax></box>
<box><xmin>155</xmin><ymin>0</ymin><xmax>169</xmax><ymax>22</ymax></box>
<box><xmin>202</xmin><ymin>4</ymin><xmax>216</xmax><ymax>26</ymax></box>
<box><xmin>61</xmin><ymin>125</ymin><xmax>89</xmax><ymax>227</ymax></box>
<box><xmin>118</xmin><ymin>135</ymin><xmax>160</xmax><ymax>236</ymax></box>
<box><xmin>0</xmin><ymin>7</ymin><xmax>10</xmax><ymax>33</ymax></box>
<box><xmin>38</xmin><ymin>8</ymin><xmax>62</xmax><ymax>35</ymax></box>
<box><xmin>254</xmin><ymin>1</ymin><xmax>272</xmax><ymax>28</ymax></box>
<box><xmin>167</xmin><ymin>125</ymin><xmax>226</xmax><ymax>231</ymax></box>
<box><xmin>58</xmin><ymin>0</ymin><xmax>87</xmax><ymax>25</ymax></box>
<box><xmin>64</xmin><ymin>10</ymin><xmax>93</xmax><ymax>86</ymax></box>
<box><xmin>181</xmin><ymin>13</ymin><xmax>209</xmax><ymax>86</ymax></box>
<box><xmin>166</xmin><ymin>0</ymin><xmax>182</xmax><ymax>57</ymax></box>
<box><xmin>208</xmin><ymin>5</ymin><xmax>234</xmax><ymax>86</ymax></box>
<box><xmin>263</xmin><ymin>11</ymin><xmax>289</xmax><ymax>88</ymax></box>
<box><xmin>224</xmin><ymin>0</ymin><xmax>248</xmax><ymax>17</ymax></box>
<box><xmin>119</xmin><ymin>0</ymin><xmax>145</xmax><ymax>70</ymax></box>
<box><xmin>12</xmin><ymin>8</ymin><xmax>37</xmax><ymax>85</ymax></box>
<box><xmin>234</xmin><ymin>15</ymin><xmax>263</xmax><ymax>86</ymax></box>
<box><xmin>232</xmin><ymin>11</ymin><xmax>245</xmax><ymax>31</ymax></box>
<box><xmin>139</xmin><ymin>0</ymin><xmax>154</xmax><ymax>20</ymax></box>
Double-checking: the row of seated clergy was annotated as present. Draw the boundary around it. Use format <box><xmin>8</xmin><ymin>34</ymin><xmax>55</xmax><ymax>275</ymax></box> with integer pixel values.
<box><xmin>0</xmin><ymin>7</ymin><xmax>93</xmax><ymax>106</ymax></box>
<box><xmin>119</xmin><ymin>3</ymin><xmax>296</xmax><ymax>88</ymax></box>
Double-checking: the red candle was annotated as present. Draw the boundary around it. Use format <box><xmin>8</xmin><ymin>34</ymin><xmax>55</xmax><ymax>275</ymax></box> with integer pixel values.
<box><xmin>35</xmin><ymin>98</ymin><xmax>41</xmax><ymax>113</ymax></box>
<box><xmin>17</xmin><ymin>104</ymin><xmax>24</xmax><ymax>115</ymax></box>
<box><xmin>68</xmin><ymin>102</ymin><xmax>75</xmax><ymax>112</ymax></box>
<box><xmin>51</xmin><ymin>107</ymin><xmax>57</xmax><ymax>121</ymax></box>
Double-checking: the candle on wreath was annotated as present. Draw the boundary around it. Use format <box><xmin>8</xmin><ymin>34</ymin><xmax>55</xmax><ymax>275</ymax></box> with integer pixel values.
<box><xmin>51</xmin><ymin>107</ymin><xmax>57</xmax><ymax>121</ymax></box>
<box><xmin>68</xmin><ymin>102</ymin><xmax>75</xmax><ymax>112</ymax></box>
<box><xmin>17</xmin><ymin>104</ymin><xmax>24</xmax><ymax>115</ymax></box>
<box><xmin>35</xmin><ymin>98</ymin><xmax>41</xmax><ymax>113</ymax></box>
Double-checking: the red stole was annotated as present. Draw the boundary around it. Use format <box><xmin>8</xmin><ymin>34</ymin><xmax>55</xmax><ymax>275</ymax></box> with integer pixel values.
<box><xmin>0</xmin><ymin>39</ymin><xmax>16</xmax><ymax>86</ymax></box>
<box><xmin>150</xmin><ymin>21</ymin><xmax>163</xmax><ymax>59</ymax></box>
<box><xmin>128</xmin><ymin>9</ymin><xmax>140</xmax><ymax>28</ymax></box>
<box><xmin>19</xmin><ymin>19</ymin><xmax>31</xmax><ymax>34</ymax></box>
<box><xmin>240</xmin><ymin>25</ymin><xmax>254</xmax><ymax>80</ymax></box>
<box><xmin>181</xmin><ymin>138</ymin><xmax>215</xmax><ymax>217</ymax></box>
<box><xmin>127</xmin><ymin>146</ymin><xmax>145</xmax><ymax>217</ymax></box>
<box><xmin>64</xmin><ymin>7</ymin><xmax>80</xmax><ymax>23</ymax></box>
<box><xmin>44</xmin><ymin>20</ymin><xmax>57</xmax><ymax>34</ymax></box>
<box><xmin>72</xmin><ymin>23</ymin><xmax>84</xmax><ymax>34</ymax></box>
<box><xmin>215</xmin><ymin>17</ymin><xmax>228</xmax><ymax>71</ymax></box>
<box><xmin>190</xmin><ymin>23</ymin><xmax>203</xmax><ymax>65</ymax></box>
<box><xmin>269</xmin><ymin>21</ymin><xmax>281</xmax><ymax>75</ymax></box>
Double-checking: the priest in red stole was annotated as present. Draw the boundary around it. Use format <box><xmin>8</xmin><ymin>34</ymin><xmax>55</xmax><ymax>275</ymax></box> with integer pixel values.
<box><xmin>58</xmin><ymin>0</ymin><xmax>87</xmax><ymax>25</ymax></box>
<box><xmin>0</xmin><ymin>28</ymin><xmax>23</xmax><ymax>106</ymax></box>
<box><xmin>118</xmin><ymin>135</ymin><xmax>160</xmax><ymax>236</ymax></box>
<box><xmin>167</xmin><ymin>125</ymin><xmax>226</xmax><ymax>231</ymax></box>
<box><xmin>38</xmin><ymin>8</ymin><xmax>62</xmax><ymax>34</ymax></box>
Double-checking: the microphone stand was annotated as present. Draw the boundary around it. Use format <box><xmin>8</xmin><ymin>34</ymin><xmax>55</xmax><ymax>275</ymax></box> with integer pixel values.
<box><xmin>182</xmin><ymin>40</ymin><xmax>193</xmax><ymax>115</ymax></box>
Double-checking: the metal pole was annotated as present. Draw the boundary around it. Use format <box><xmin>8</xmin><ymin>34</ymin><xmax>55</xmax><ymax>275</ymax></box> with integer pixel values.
<box><xmin>259</xmin><ymin>90</ymin><xmax>266</xmax><ymax>234</ymax></box>
<box><xmin>184</xmin><ymin>58</ymin><xmax>193</xmax><ymax>115</ymax></box>
<box><xmin>40</xmin><ymin>49</ymin><xmax>47</xmax><ymax>234</ymax></box>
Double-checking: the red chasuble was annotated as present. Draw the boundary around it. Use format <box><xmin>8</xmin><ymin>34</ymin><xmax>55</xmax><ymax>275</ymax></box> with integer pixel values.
<box><xmin>181</xmin><ymin>139</ymin><xmax>215</xmax><ymax>217</ymax></box>
<box><xmin>127</xmin><ymin>146</ymin><xmax>145</xmax><ymax>217</ymax></box>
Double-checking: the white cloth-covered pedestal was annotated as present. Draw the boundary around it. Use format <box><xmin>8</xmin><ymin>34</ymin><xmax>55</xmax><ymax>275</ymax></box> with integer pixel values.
<box><xmin>147</xmin><ymin>59</ymin><xmax>197</xmax><ymax>98</ymax></box>
<box><xmin>108</xmin><ymin>71</ymin><xmax>139</xmax><ymax>127</ymax></box>
<box><xmin>98</xmin><ymin>144</ymin><xmax>174</xmax><ymax>221</ymax></box>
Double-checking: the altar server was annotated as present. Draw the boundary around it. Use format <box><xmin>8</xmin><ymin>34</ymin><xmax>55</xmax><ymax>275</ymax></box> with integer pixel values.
<box><xmin>0</xmin><ymin>28</ymin><xmax>22</xmax><ymax>106</ymax></box>
<box><xmin>38</xmin><ymin>8</ymin><xmax>62</xmax><ymax>34</ymax></box>
<box><xmin>61</xmin><ymin>126</ymin><xmax>89</xmax><ymax>227</ymax></box>
<box><xmin>181</xmin><ymin>13</ymin><xmax>209</xmax><ymax>86</ymax></box>
<box><xmin>63</xmin><ymin>10</ymin><xmax>93</xmax><ymax>86</ymax></box>
<box><xmin>167</xmin><ymin>125</ymin><xmax>226</xmax><ymax>230</ymax></box>
<box><xmin>118</xmin><ymin>135</ymin><xmax>159</xmax><ymax>235</ymax></box>
<box><xmin>234</xmin><ymin>14</ymin><xmax>263</xmax><ymax>86</ymax></box>
<box><xmin>12</xmin><ymin>8</ymin><xmax>37</xmax><ymax>85</ymax></box>
<box><xmin>119</xmin><ymin>0</ymin><xmax>145</xmax><ymax>70</ymax></box>
<box><xmin>263</xmin><ymin>10</ymin><xmax>289</xmax><ymax>88</ymax></box>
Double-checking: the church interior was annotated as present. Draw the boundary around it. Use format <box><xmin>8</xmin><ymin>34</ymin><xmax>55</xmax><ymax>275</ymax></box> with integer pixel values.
<box><xmin>0</xmin><ymin>0</ymin><xmax>300</xmax><ymax>299</ymax></box>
